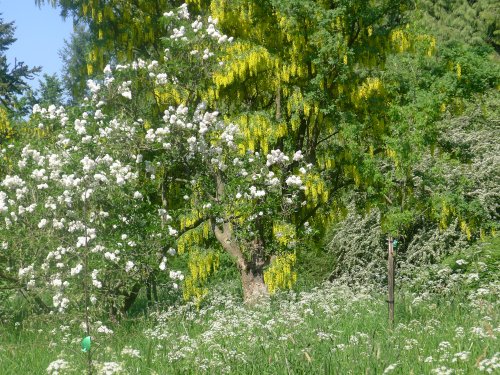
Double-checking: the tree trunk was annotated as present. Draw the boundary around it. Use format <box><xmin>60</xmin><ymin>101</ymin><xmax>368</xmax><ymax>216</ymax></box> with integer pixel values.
<box><xmin>121</xmin><ymin>282</ymin><xmax>142</xmax><ymax>314</ymax></box>
<box><xmin>212</xmin><ymin>171</ymin><xmax>270</xmax><ymax>305</ymax></box>
<box><xmin>240</xmin><ymin>262</ymin><xmax>269</xmax><ymax>305</ymax></box>
<box><xmin>213</xmin><ymin>221</ymin><xmax>269</xmax><ymax>305</ymax></box>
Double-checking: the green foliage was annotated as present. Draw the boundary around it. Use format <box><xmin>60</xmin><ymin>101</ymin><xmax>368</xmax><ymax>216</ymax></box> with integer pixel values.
<box><xmin>0</xmin><ymin>14</ymin><xmax>40</xmax><ymax>112</ymax></box>
<box><xmin>417</xmin><ymin>0</ymin><xmax>499</xmax><ymax>50</ymax></box>
<box><xmin>58</xmin><ymin>25</ymin><xmax>92</xmax><ymax>103</ymax></box>
<box><xmin>441</xmin><ymin>236</ymin><xmax>500</xmax><ymax>287</ymax></box>
<box><xmin>344</xmin><ymin>0</ymin><xmax>500</xmax><ymax>240</ymax></box>
<box><xmin>37</xmin><ymin>74</ymin><xmax>65</xmax><ymax>107</ymax></box>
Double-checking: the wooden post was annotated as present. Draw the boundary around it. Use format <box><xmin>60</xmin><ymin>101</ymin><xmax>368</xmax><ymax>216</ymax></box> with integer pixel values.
<box><xmin>388</xmin><ymin>236</ymin><xmax>395</xmax><ymax>326</ymax></box>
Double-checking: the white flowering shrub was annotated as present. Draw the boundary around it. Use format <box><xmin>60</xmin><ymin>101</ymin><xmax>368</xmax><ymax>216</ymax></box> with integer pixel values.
<box><xmin>1</xmin><ymin>86</ymin><xmax>170</xmax><ymax>316</ymax></box>
<box><xmin>327</xmin><ymin>205</ymin><xmax>386</xmax><ymax>284</ymax></box>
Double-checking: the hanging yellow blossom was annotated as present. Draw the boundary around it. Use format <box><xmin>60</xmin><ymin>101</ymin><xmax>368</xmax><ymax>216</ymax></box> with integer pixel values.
<box><xmin>264</xmin><ymin>253</ymin><xmax>297</xmax><ymax>294</ymax></box>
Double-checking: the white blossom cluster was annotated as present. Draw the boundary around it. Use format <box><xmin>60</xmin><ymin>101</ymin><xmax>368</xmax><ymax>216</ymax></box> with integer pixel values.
<box><xmin>164</xmin><ymin>4</ymin><xmax>232</xmax><ymax>46</ymax></box>
<box><xmin>266</xmin><ymin>149</ymin><xmax>289</xmax><ymax>167</ymax></box>
<box><xmin>32</xmin><ymin>104</ymin><xmax>69</xmax><ymax>127</ymax></box>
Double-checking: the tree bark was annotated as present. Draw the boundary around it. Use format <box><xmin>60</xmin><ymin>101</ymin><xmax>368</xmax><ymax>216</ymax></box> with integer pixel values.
<box><xmin>240</xmin><ymin>264</ymin><xmax>268</xmax><ymax>305</ymax></box>
<box><xmin>213</xmin><ymin>221</ymin><xmax>269</xmax><ymax>305</ymax></box>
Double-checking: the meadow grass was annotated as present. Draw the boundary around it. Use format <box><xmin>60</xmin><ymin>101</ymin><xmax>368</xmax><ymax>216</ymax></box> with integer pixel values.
<box><xmin>1</xmin><ymin>278</ymin><xmax>498</xmax><ymax>374</ymax></box>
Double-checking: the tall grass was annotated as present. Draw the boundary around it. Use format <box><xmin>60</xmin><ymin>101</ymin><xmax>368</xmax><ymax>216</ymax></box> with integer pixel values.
<box><xmin>1</xmin><ymin>277</ymin><xmax>498</xmax><ymax>374</ymax></box>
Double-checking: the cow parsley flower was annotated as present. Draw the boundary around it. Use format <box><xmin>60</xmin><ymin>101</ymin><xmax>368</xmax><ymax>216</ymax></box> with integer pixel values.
<box><xmin>46</xmin><ymin>358</ymin><xmax>70</xmax><ymax>374</ymax></box>
<box><xmin>38</xmin><ymin>219</ymin><xmax>48</xmax><ymax>228</ymax></box>
<box><xmin>96</xmin><ymin>362</ymin><xmax>123</xmax><ymax>375</ymax></box>
<box><xmin>97</xmin><ymin>325</ymin><xmax>114</xmax><ymax>334</ymax></box>
<box><xmin>121</xmin><ymin>346</ymin><xmax>141</xmax><ymax>358</ymax></box>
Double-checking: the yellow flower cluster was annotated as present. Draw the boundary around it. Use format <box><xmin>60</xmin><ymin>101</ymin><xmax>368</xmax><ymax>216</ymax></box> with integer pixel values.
<box><xmin>87</xmin><ymin>47</ymin><xmax>103</xmax><ymax>75</ymax></box>
<box><xmin>176</xmin><ymin>221</ymin><xmax>210</xmax><ymax>254</ymax></box>
<box><xmin>1</xmin><ymin>109</ymin><xmax>49</xmax><ymax>142</ymax></box>
<box><xmin>179</xmin><ymin>210</ymin><xmax>203</xmax><ymax>231</ymax></box>
<box><xmin>439</xmin><ymin>200</ymin><xmax>451</xmax><ymax>229</ymax></box>
<box><xmin>213</xmin><ymin>43</ymin><xmax>276</xmax><ymax>90</ymax></box>
<box><xmin>355</xmin><ymin>77</ymin><xmax>383</xmax><ymax>102</ymax></box>
<box><xmin>456</xmin><ymin>63</ymin><xmax>462</xmax><ymax>80</ymax></box>
<box><xmin>264</xmin><ymin>253</ymin><xmax>297</xmax><ymax>295</ymax></box>
<box><xmin>183</xmin><ymin>250</ymin><xmax>220</xmax><ymax>303</ymax></box>
<box><xmin>317</xmin><ymin>155</ymin><xmax>334</xmax><ymax>169</ymax></box>
<box><xmin>386</xmin><ymin>147</ymin><xmax>399</xmax><ymax>169</ymax></box>
<box><xmin>390</xmin><ymin>29</ymin><xmax>411</xmax><ymax>53</ymax></box>
<box><xmin>0</xmin><ymin>108</ymin><xmax>14</xmax><ymax>141</ymax></box>
<box><xmin>236</xmin><ymin>113</ymin><xmax>273</xmax><ymax>153</ymax></box>
<box><xmin>343</xmin><ymin>164</ymin><xmax>362</xmax><ymax>187</ymax></box>
<box><xmin>304</xmin><ymin>174</ymin><xmax>328</xmax><ymax>206</ymax></box>
<box><xmin>460</xmin><ymin>220</ymin><xmax>472</xmax><ymax>240</ymax></box>
<box><xmin>272</xmin><ymin>222</ymin><xmax>296</xmax><ymax>246</ymax></box>
<box><xmin>438</xmin><ymin>200</ymin><xmax>476</xmax><ymax>240</ymax></box>
<box><xmin>367</xmin><ymin>26</ymin><xmax>373</xmax><ymax>37</ymax></box>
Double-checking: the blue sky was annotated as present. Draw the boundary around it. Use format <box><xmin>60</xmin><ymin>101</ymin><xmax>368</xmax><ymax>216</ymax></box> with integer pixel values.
<box><xmin>1</xmin><ymin>0</ymin><xmax>73</xmax><ymax>88</ymax></box>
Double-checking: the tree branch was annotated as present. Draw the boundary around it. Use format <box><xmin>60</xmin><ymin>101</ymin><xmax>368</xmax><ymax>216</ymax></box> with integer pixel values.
<box><xmin>212</xmin><ymin>220</ymin><xmax>246</xmax><ymax>270</ymax></box>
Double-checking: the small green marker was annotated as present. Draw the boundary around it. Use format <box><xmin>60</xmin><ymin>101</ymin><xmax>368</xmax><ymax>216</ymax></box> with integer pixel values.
<box><xmin>81</xmin><ymin>336</ymin><xmax>91</xmax><ymax>352</ymax></box>
<box><xmin>392</xmin><ymin>239</ymin><xmax>399</xmax><ymax>249</ymax></box>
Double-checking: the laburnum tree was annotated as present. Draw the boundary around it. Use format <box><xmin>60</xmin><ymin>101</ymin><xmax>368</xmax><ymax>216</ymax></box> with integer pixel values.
<box><xmin>34</xmin><ymin>1</ymin><xmax>428</xmax><ymax>302</ymax></box>
<box><xmin>181</xmin><ymin>0</ymin><xmax>420</xmax><ymax>299</ymax></box>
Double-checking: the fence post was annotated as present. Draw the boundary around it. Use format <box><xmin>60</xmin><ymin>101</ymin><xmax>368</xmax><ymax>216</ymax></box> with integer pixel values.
<box><xmin>388</xmin><ymin>236</ymin><xmax>395</xmax><ymax>326</ymax></box>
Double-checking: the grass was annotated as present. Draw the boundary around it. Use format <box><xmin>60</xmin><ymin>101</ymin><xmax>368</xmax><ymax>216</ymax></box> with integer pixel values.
<box><xmin>1</xmin><ymin>277</ymin><xmax>498</xmax><ymax>374</ymax></box>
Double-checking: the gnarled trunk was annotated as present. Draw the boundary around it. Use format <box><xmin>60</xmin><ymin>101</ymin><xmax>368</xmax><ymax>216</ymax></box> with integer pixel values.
<box><xmin>240</xmin><ymin>262</ymin><xmax>268</xmax><ymax>305</ymax></box>
<box><xmin>213</xmin><ymin>221</ymin><xmax>270</xmax><ymax>305</ymax></box>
